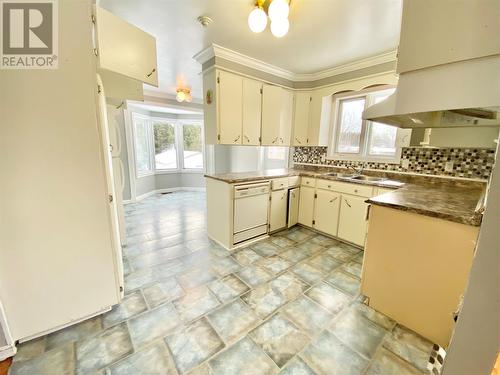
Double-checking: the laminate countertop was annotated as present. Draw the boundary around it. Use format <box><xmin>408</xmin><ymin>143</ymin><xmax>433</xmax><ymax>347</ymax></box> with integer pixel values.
<box><xmin>205</xmin><ymin>168</ymin><xmax>486</xmax><ymax>226</ymax></box>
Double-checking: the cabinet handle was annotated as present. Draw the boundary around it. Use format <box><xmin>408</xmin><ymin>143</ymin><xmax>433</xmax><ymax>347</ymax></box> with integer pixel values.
<box><xmin>146</xmin><ymin>68</ymin><xmax>156</xmax><ymax>78</ymax></box>
<box><xmin>234</xmin><ymin>135</ymin><xmax>241</xmax><ymax>143</ymax></box>
<box><xmin>329</xmin><ymin>197</ymin><xmax>338</xmax><ymax>203</ymax></box>
<box><xmin>354</xmin><ymin>189</ymin><xmax>359</xmax><ymax>193</ymax></box>
<box><xmin>295</xmin><ymin>137</ymin><xmax>302</xmax><ymax>144</ymax></box>
<box><xmin>272</xmin><ymin>137</ymin><xmax>278</xmax><ymax>144</ymax></box>
<box><xmin>327</xmin><ymin>185</ymin><xmax>331</xmax><ymax>188</ymax></box>
<box><xmin>280</xmin><ymin>137</ymin><xmax>284</xmax><ymax>143</ymax></box>
<box><xmin>344</xmin><ymin>199</ymin><xmax>351</xmax><ymax>208</ymax></box>
<box><xmin>244</xmin><ymin>135</ymin><xmax>250</xmax><ymax>142</ymax></box>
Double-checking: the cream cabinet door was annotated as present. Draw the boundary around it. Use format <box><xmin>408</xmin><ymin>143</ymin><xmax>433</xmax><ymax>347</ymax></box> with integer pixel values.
<box><xmin>95</xmin><ymin>6</ymin><xmax>158</xmax><ymax>87</ymax></box>
<box><xmin>288</xmin><ymin>188</ymin><xmax>299</xmax><ymax>228</ymax></box>
<box><xmin>242</xmin><ymin>78</ymin><xmax>262</xmax><ymax>145</ymax></box>
<box><xmin>292</xmin><ymin>92</ymin><xmax>310</xmax><ymax>146</ymax></box>
<box><xmin>270</xmin><ymin>190</ymin><xmax>288</xmax><ymax>232</ymax></box>
<box><xmin>314</xmin><ymin>189</ymin><xmax>341</xmax><ymax>237</ymax></box>
<box><xmin>338</xmin><ymin>195</ymin><xmax>369</xmax><ymax>246</ymax></box>
<box><xmin>280</xmin><ymin>89</ymin><xmax>294</xmax><ymax>146</ymax></box>
<box><xmin>218</xmin><ymin>71</ymin><xmax>243</xmax><ymax>145</ymax></box>
<box><xmin>261</xmin><ymin>84</ymin><xmax>282</xmax><ymax>145</ymax></box>
<box><xmin>298</xmin><ymin>186</ymin><xmax>315</xmax><ymax>227</ymax></box>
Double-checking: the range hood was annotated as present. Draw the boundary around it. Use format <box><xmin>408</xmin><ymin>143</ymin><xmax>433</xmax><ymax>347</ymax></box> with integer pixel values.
<box><xmin>364</xmin><ymin>54</ymin><xmax>500</xmax><ymax>128</ymax></box>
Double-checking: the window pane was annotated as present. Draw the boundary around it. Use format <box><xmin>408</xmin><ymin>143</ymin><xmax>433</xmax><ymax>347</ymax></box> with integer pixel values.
<box><xmin>134</xmin><ymin>118</ymin><xmax>152</xmax><ymax>174</ymax></box>
<box><xmin>182</xmin><ymin>124</ymin><xmax>203</xmax><ymax>169</ymax></box>
<box><xmin>336</xmin><ymin>97</ymin><xmax>365</xmax><ymax>153</ymax></box>
<box><xmin>153</xmin><ymin>122</ymin><xmax>177</xmax><ymax>169</ymax></box>
<box><xmin>368</xmin><ymin>122</ymin><xmax>398</xmax><ymax>156</ymax></box>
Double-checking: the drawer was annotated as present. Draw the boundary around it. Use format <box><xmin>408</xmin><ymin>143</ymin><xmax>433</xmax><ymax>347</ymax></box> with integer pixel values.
<box><xmin>316</xmin><ymin>179</ymin><xmax>374</xmax><ymax>198</ymax></box>
<box><xmin>288</xmin><ymin>176</ymin><xmax>300</xmax><ymax>187</ymax></box>
<box><xmin>376</xmin><ymin>187</ymin><xmax>396</xmax><ymax>195</ymax></box>
<box><xmin>272</xmin><ymin>177</ymin><xmax>289</xmax><ymax>190</ymax></box>
<box><xmin>301</xmin><ymin>177</ymin><xmax>316</xmax><ymax>187</ymax></box>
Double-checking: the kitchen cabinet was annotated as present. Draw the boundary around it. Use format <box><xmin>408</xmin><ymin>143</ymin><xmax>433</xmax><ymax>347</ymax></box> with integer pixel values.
<box><xmin>242</xmin><ymin>78</ymin><xmax>262</xmax><ymax>145</ymax></box>
<box><xmin>314</xmin><ymin>189</ymin><xmax>341</xmax><ymax>237</ymax></box>
<box><xmin>94</xmin><ymin>6</ymin><xmax>158</xmax><ymax>86</ymax></box>
<box><xmin>292</xmin><ymin>92</ymin><xmax>311</xmax><ymax>146</ymax></box>
<box><xmin>288</xmin><ymin>188</ymin><xmax>300</xmax><ymax>227</ymax></box>
<box><xmin>261</xmin><ymin>84</ymin><xmax>293</xmax><ymax>146</ymax></box>
<box><xmin>269</xmin><ymin>189</ymin><xmax>288</xmax><ymax>232</ymax></box>
<box><xmin>338</xmin><ymin>195</ymin><xmax>369</xmax><ymax>246</ymax></box>
<box><xmin>298</xmin><ymin>186</ymin><xmax>315</xmax><ymax>226</ymax></box>
<box><xmin>218</xmin><ymin>70</ymin><xmax>243</xmax><ymax>144</ymax></box>
<box><xmin>361</xmin><ymin>205</ymin><xmax>479</xmax><ymax>347</ymax></box>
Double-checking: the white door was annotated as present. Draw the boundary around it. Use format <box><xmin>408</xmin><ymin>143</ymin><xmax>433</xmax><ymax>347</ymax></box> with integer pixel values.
<box><xmin>298</xmin><ymin>186</ymin><xmax>315</xmax><ymax>227</ymax></box>
<box><xmin>292</xmin><ymin>92</ymin><xmax>310</xmax><ymax>146</ymax></box>
<box><xmin>242</xmin><ymin>78</ymin><xmax>262</xmax><ymax>145</ymax></box>
<box><xmin>338</xmin><ymin>194</ymin><xmax>370</xmax><ymax>246</ymax></box>
<box><xmin>280</xmin><ymin>89</ymin><xmax>294</xmax><ymax>146</ymax></box>
<box><xmin>95</xmin><ymin>6</ymin><xmax>158</xmax><ymax>86</ymax></box>
<box><xmin>314</xmin><ymin>189</ymin><xmax>341</xmax><ymax>236</ymax></box>
<box><xmin>269</xmin><ymin>190</ymin><xmax>288</xmax><ymax>232</ymax></box>
<box><xmin>288</xmin><ymin>188</ymin><xmax>300</xmax><ymax>228</ymax></box>
<box><xmin>97</xmin><ymin>74</ymin><xmax>124</xmax><ymax>297</ymax></box>
<box><xmin>218</xmin><ymin>71</ymin><xmax>243</xmax><ymax>144</ymax></box>
<box><xmin>261</xmin><ymin>84</ymin><xmax>282</xmax><ymax>145</ymax></box>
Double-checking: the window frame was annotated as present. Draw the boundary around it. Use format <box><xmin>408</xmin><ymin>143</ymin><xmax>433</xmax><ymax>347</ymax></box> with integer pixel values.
<box><xmin>131</xmin><ymin>112</ymin><xmax>205</xmax><ymax>177</ymax></box>
<box><xmin>327</xmin><ymin>86</ymin><xmax>405</xmax><ymax>164</ymax></box>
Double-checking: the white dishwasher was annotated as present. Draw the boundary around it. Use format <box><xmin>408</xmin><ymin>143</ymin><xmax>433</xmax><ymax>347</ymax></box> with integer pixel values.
<box><xmin>233</xmin><ymin>181</ymin><xmax>270</xmax><ymax>244</ymax></box>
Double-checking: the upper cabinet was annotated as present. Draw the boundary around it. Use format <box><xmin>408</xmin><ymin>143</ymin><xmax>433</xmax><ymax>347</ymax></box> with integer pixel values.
<box><xmin>94</xmin><ymin>6</ymin><xmax>158</xmax><ymax>87</ymax></box>
<box><xmin>242</xmin><ymin>78</ymin><xmax>262</xmax><ymax>145</ymax></box>
<box><xmin>218</xmin><ymin>70</ymin><xmax>243</xmax><ymax>144</ymax></box>
<box><xmin>261</xmin><ymin>84</ymin><xmax>293</xmax><ymax>146</ymax></box>
<box><xmin>292</xmin><ymin>91</ymin><xmax>329</xmax><ymax>147</ymax></box>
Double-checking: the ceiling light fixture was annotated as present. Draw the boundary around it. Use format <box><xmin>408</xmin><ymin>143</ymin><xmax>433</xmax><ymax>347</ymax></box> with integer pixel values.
<box><xmin>176</xmin><ymin>88</ymin><xmax>192</xmax><ymax>103</ymax></box>
<box><xmin>248</xmin><ymin>0</ymin><xmax>291</xmax><ymax>38</ymax></box>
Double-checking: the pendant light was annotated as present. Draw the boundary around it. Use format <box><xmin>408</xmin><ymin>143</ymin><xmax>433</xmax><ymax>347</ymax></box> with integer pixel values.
<box><xmin>248</xmin><ymin>0</ymin><xmax>291</xmax><ymax>38</ymax></box>
<box><xmin>248</xmin><ymin>4</ymin><xmax>267</xmax><ymax>33</ymax></box>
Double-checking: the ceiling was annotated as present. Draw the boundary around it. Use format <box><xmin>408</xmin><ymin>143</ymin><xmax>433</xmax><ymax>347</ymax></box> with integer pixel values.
<box><xmin>99</xmin><ymin>0</ymin><xmax>402</xmax><ymax>101</ymax></box>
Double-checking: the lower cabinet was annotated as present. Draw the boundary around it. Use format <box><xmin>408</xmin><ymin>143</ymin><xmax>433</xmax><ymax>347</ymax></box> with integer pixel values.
<box><xmin>337</xmin><ymin>194</ymin><xmax>369</xmax><ymax>246</ymax></box>
<box><xmin>269</xmin><ymin>189</ymin><xmax>288</xmax><ymax>232</ymax></box>
<box><xmin>288</xmin><ymin>188</ymin><xmax>300</xmax><ymax>227</ymax></box>
<box><xmin>298</xmin><ymin>186</ymin><xmax>315</xmax><ymax>226</ymax></box>
<box><xmin>314</xmin><ymin>189</ymin><xmax>341</xmax><ymax>236</ymax></box>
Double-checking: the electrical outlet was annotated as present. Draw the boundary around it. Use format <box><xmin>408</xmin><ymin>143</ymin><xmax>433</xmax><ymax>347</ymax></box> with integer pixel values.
<box><xmin>445</xmin><ymin>161</ymin><xmax>454</xmax><ymax>172</ymax></box>
<box><xmin>401</xmin><ymin>159</ymin><xmax>410</xmax><ymax>169</ymax></box>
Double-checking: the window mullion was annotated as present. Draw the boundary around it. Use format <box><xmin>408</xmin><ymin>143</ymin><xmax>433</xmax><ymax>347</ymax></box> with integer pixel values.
<box><xmin>177</xmin><ymin>121</ymin><xmax>183</xmax><ymax>171</ymax></box>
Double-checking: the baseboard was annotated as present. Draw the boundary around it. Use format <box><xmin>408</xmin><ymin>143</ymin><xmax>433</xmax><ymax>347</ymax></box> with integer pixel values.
<box><xmin>129</xmin><ymin>187</ymin><xmax>206</xmax><ymax>203</ymax></box>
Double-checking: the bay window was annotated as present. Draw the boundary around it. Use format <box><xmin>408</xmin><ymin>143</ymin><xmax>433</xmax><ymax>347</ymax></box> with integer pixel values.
<box><xmin>132</xmin><ymin>113</ymin><xmax>204</xmax><ymax>176</ymax></box>
<box><xmin>328</xmin><ymin>87</ymin><xmax>409</xmax><ymax>164</ymax></box>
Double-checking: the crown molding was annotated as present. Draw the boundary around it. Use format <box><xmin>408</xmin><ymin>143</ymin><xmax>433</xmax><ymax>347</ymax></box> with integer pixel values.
<box><xmin>193</xmin><ymin>43</ymin><xmax>397</xmax><ymax>82</ymax></box>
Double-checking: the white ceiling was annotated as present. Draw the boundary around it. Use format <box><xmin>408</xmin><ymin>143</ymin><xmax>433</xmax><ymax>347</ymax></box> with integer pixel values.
<box><xmin>99</xmin><ymin>0</ymin><xmax>402</xmax><ymax>100</ymax></box>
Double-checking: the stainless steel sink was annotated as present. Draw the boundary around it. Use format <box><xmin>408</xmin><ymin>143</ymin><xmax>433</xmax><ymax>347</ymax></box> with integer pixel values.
<box><xmin>324</xmin><ymin>172</ymin><xmax>355</xmax><ymax>178</ymax></box>
<box><xmin>350</xmin><ymin>175</ymin><xmax>386</xmax><ymax>182</ymax></box>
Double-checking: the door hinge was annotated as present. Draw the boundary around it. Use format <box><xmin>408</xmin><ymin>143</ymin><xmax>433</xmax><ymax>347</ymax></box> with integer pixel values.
<box><xmin>108</xmin><ymin>194</ymin><xmax>113</xmax><ymax>203</ymax></box>
<box><xmin>365</xmin><ymin>205</ymin><xmax>371</xmax><ymax>221</ymax></box>
<box><xmin>306</xmin><ymin>138</ymin><xmax>309</xmax><ymax>144</ymax></box>
<box><xmin>260</xmin><ymin>88</ymin><xmax>263</xmax><ymax>94</ymax></box>
<box><xmin>269</xmin><ymin>195</ymin><xmax>272</xmax><ymax>201</ymax></box>
<box><xmin>217</xmin><ymin>77</ymin><xmax>220</xmax><ymax>84</ymax></box>
<box><xmin>258</xmin><ymin>136</ymin><xmax>261</xmax><ymax>142</ymax></box>
<box><xmin>97</xmin><ymin>84</ymin><xmax>102</xmax><ymax>94</ymax></box>
<box><xmin>310</xmin><ymin>96</ymin><xmax>312</xmax><ymax>102</ymax></box>
<box><xmin>312</xmin><ymin>220</ymin><xmax>315</xmax><ymax>225</ymax></box>
<box><xmin>217</xmin><ymin>134</ymin><xmax>221</xmax><ymax>141</ymax></box>
<box><xmin>119</xmin><ymin>286</ymin><xmax>123</xmax><ymax>292</ymax></box>
<box><xmin>314</xmin><ymin>193</ymin><xmax>317</xmax><ymax>198</ymax></box>
<box><xmin>91</xmin><ymin>14</ymin><xmax>96</xmax><ymax>24</ymax></box>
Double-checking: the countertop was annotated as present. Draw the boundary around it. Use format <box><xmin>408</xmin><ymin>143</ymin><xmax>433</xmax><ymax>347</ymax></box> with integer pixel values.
<box><xmin>205</xmin><ymin>168</ymin><xmax>486</xmax><ymax>226</ymax></box>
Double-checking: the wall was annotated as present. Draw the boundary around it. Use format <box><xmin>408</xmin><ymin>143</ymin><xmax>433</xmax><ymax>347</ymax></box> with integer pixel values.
<box><xmin>293</xmin><ymin>146</ymin><xmax>496</xmax><ymax>180</ymax></box>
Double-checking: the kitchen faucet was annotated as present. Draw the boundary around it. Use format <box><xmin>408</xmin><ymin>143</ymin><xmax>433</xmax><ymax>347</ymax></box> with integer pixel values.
<box><xmin>347</xmin><ymin>164</ymin><xmax>365</xmax><ymax>176</ymax></box>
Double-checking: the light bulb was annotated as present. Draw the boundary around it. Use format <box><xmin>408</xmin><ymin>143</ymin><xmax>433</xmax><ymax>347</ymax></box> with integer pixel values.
<box><xmin>268</xmin><ymin>0</ymin><xmax>289</xmax><ymax>21</ymax></box>
<box><xmin>270</xmin><ymin>17</ymin><xmax>289</xmax><ymax>38</ymax></box>
<box><xmin>248</xmin><ymin>7</ymin><xmax>267</xmax><ymax>33</ymax></box>
<box><xmin>176</xmin><ymin>90</ymin><xmax>186</xmax><ymax>102</ymax></box>
<box><xmin>185</xmin><ymin>93</ymin><xmax>192</xmax><ymax>103</ymax></box>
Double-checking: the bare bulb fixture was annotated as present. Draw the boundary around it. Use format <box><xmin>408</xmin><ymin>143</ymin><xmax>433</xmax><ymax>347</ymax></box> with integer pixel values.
<box><xmin>176</xmin><ymin>88</ymin><xmax>192</xmax><ymax>103</ymax></box>
<box><xmin>248</xmin><ymin>0</ymin><xmax>290</xmax><ymax>37</ymax></box>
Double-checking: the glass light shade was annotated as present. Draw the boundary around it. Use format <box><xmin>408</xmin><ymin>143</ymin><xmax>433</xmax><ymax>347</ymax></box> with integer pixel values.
<box><xmin>185</xmin><ymin>93</ymin><xmax>192</xmax><ymax>103</ymax></box>
<box><xmin>176</xmin><ymin>90</ymin><xmax>186</xmax><ymax>102</ymax></box>
<box><xmin>248</xmin><ymin>7</ymin><xmax>267</xmax><ymax>33</ymax></box>
<box><xmin>268</xmin><ymin>0</ymin><xmax>289</xmax><ymax>21</ymax></box>
<box><xmin>270</xmin><ymin>17</ymin><xmax>289</xmax><ymax>38</ymax></box>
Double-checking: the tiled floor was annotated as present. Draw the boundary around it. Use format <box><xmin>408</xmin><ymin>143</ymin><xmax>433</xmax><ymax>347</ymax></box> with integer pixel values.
<box><xmin>10</xmin><ymin>192</ymin><xmax>435</xmax><ymax>375</ymax></box>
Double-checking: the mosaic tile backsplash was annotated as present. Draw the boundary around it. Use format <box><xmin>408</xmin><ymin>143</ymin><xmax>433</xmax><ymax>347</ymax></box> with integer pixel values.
<box><xmin>292</xmin><ymin>146</ymin><xmax>496</xmax><ymax>180</ymax></box>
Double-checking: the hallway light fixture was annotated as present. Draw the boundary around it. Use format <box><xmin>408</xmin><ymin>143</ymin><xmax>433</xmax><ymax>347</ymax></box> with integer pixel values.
<box><xmin>176</xmin><ymin>88</ymin><xmax>192</xmax><ymax>103</ymax></box>
<box><xmin>248</xmin><ymin>0</ymin><xmax>290</xmax><ymax>38</ymax></box>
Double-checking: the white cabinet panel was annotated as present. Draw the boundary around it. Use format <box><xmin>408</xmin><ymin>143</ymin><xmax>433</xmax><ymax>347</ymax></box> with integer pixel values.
<box><xmin>218</xmin><ymin>71</ymin><xmax>243</xmax><ymax>145</ymax></box>
<box><xmin>95</xmin><ymin>6</ymin><xmax>158</xmax><ymax>86</ymax></box>
<box><xmin>293</xmin><ymin>92</ymin><xmax>310</xmax><ymax>146</ymax></box>
<box><xmin>314</xmin><ymin>189</ymin><xmax>341</xmax><ymax>237</ymax></box>
<box><xmin>288</xmin><ymin>188</ymin><xmax>299</xmax><ymax>228</ymax></box>
<box><xmin>242</xmin><ymin>78</ymin><xmax>262</xmax><ymax>145</ymax></box>
<box><xmin>338</xmin><ymin>195</ymin><xmax>369</xmax><ymax>246</ymax></box>
<box><xmin>298</xmin><ymin>186</ymin><xmax>315</xmax><ymax>227</ymax></box>
<box><xmin>261</xmin><ymin>84</ymin><xmax>282</xmax><ymax>145</ymax></box>
<box><xmin>280</xmin><ymin>89</ymin><xmax>294</xmax><ymax>146</ymax></box>
<box><xmin>270</xmin><ymin>190</ymin><xmax>288</xmax><ymax>232</ymax></box>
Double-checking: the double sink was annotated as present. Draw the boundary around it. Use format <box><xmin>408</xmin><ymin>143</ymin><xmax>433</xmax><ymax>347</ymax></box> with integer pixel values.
<box><xmin>322</xmin><ymin>172</ymin><xmax>386</xmax><ymax>182</ymax></box>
